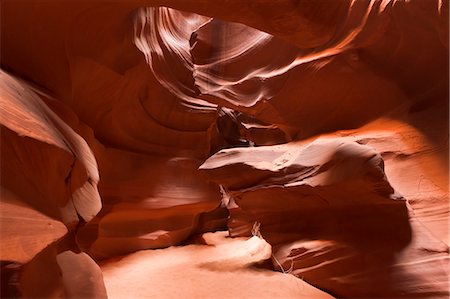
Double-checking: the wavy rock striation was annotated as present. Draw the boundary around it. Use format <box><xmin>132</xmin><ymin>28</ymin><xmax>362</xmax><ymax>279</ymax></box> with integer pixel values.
<box><xmin>0</xmin><ymin>71</ymin><xmax>106</xmax><ymax>297</ymax></box>
<box><xmin>199</xmin><ymin>131</ymin><xmax>449</xmax><ymax>298</ymax></box>
<box><xmin>1</xmin><ymin>0</ymin><xmax>448</xmax><ymax>298</ymax></box>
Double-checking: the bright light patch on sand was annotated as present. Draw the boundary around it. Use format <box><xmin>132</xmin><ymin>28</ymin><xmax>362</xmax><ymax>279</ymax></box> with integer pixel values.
<box><xmin>101</xmin><ymin>232</ymin><xmax>334</xmax><ymax>299</ymax></box>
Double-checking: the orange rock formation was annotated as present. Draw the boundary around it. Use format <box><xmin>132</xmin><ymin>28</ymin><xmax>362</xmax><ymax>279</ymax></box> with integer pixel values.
<box><xmin>1</xmin><ymin>0</ymin><xmax>448</xmax><ymax>298</ymax></box>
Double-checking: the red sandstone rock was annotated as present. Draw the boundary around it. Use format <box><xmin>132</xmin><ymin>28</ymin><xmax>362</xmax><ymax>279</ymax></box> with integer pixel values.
<box><xmin>200</xmin><ymin>129</ymin><xmax>449</xmax><ymax>297</ymax></box>
<box><xmin>77</xmin><ymin>150</ymin><xmax>224</xmax><ymax>259</ymax></box>
<box><xmin>0</xmin><ymin>0</ymin><xmax>448</xmax><ymax>298</ymax></box>
<box><xmin>18</xmin><ymin>244</ymin><xmax>107</xmax><ymax>298</ymax></box>
<box><xmin>0</xmin><ymin>71</ymin><xmax>101</xmax><ymax>225</ymax></box>
<box><xmin>0</xmin><ymin>188</ymin><xmax>67</xmax><ymax>264</ymax></box>
<box><xmin>0</xmin><ymin>71</ymin><xmax>106</xmax><ymax>298</ymax></box>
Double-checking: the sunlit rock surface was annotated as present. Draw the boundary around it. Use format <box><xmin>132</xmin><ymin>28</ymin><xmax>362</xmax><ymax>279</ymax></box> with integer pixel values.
<box><xmin>1</xmin><ymin>0</ymin><xmax>448</xmax><ymax>298</ymax></box>
<box><xmin>200</xmin><ymin>129</ymin><xmax>449</xmax><ymax>298</ymax></box>
<box><xmin>101</xmin><ymin>232</ymin><xmax>334</xmax><ymax>299</ymax></box>
<box><xmin>0</xmin><ymin>72</ymin><xmax>106</xmax><ymax>298</ymax></box>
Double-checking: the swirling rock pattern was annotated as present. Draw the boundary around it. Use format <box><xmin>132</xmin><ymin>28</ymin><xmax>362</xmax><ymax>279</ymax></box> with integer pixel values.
<box><xmin>1</xmin><ymin>0</ymin><xmax>448</xmax><ymax>298</ymax></box>
<box><xmin>200</xmin><ymin>133</ymin><xmax>448</xmax><ymax>298</ymax></box>
<box><xmin>0</xmin><ymin>71</ymin><xmax>106</xmax><ymax>297</ymax></box>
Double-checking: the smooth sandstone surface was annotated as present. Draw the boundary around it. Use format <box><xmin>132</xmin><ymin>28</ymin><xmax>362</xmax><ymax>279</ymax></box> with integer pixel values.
<box><xmin>1</xmin><ymin>0</ymin><xmax>448</xmax><ymax>298</ymax></box>
<box><xmin>0</xmin><ymin>188</ymin><xmax>68</xmax><ymax>264</ymax></box>
<box><xmin>101</xmin><ymin>232</ymin><xmax>334</xmax><ymax>299</ymax></box>
<box><xmin>200</xmin><ymin>130</ymin><xmax>449</xmax><ymax>298</ymax></box>
<box><xmin>0</xmin><ymin>71</ymin><xmax>107</xmax><ymax>297</ymax></box>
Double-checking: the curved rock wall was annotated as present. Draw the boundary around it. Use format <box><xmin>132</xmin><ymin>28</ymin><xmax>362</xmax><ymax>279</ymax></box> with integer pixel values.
<box><xmin>1</xmin><ymin>0</ymin><xmax>448</xmax><ymax>298</ymax></box>
<box><xmin>0</xmin><ymin>72</ymin><xmax>106</xmax><ymax>297</ymax></box>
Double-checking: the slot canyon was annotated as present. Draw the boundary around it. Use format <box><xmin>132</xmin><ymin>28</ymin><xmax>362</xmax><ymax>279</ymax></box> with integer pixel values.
<box><xmin>0</xmin><ymin>0</ymin><xmax>449</xmax><ymax>298</ymax></box>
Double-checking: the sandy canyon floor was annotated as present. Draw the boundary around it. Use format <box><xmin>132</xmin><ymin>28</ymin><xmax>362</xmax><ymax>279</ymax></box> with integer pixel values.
<box><xmin>101</xmin><ymin>232</ymin><xmax>334</xmax><ymax>299</ymax></box>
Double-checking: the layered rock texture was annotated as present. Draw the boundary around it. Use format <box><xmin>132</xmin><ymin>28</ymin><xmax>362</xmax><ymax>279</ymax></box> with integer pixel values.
<box><xmin>1</xmin><ymin>0</ymin><xmax>448</xmax><ymax>298</ymax></box>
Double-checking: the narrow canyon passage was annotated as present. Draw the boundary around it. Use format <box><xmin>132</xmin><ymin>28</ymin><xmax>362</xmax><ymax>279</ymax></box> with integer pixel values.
<box><xmin>1</xmin><ymin>1</ymin><xmax>448</xmax><ymax>298</ymax></box>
